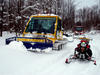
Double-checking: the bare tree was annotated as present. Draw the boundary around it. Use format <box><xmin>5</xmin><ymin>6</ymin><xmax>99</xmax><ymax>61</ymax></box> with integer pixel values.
<box><xmin>0</xmin><ymin>0</ymin><xmax>8</xmax><ymax>36</ymax></box>
<box><xmin>76</xmin><ymin>5</ymin><xmax>100</xmax><ymax>31</ymax></box>
<box><xmin>62</xmin><ymin>0</ymin><xmax>75</xmax><ymax>30</ymax></box>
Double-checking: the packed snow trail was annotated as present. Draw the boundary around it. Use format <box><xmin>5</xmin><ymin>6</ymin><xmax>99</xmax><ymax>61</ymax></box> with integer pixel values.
<box><xmin>0</xmin><ymin>31</ymin><xmax>100</xmax><ymax>75</ymax></box>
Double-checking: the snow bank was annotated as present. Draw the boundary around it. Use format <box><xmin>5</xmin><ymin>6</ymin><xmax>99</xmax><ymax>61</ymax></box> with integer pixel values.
<box><xmin>27</xmin><ymin>48</ymin><xmax>52</xmax><ymax>53</ymax></box>
<box><xmin>42</xmin><ymin>48</ymin><xmax>52</xmax><ymax>52</ymax></box>
<box><xmin>0</xmin><ymin>31</ymin><xmax>100</xmax><ymax>75</ymax></box>
<box><xmin>63</xmin><ymin>35</ymin><xmax>74</xmax><ymax>42</ymax></box>
<box><xmin>0</xmin><ymin>32</ymin><xmax>16</xmax><ymax>46</ymax></box>
<box><xmin>7</xmin><ymin>41</ymin><xmax>27</xmax><ymax>52</ymax></box>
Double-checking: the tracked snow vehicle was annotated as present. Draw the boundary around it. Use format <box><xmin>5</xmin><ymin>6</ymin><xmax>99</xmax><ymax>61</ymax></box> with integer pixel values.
<box><xmin>73</xmin><ymin>26</ymin><xmax>84</xmax><ymax>35</ymax></box>
<box><xmin>6</xmin><ymin>14</ymin><xmax>67</xmax><ymax>50</ymax></box>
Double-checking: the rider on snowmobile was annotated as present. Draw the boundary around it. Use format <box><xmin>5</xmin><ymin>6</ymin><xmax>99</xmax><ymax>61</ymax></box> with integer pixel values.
<box><xmin>74</xmin><ymin>40</ymin><xmax>92</xmax><ymax>60</ymax></box>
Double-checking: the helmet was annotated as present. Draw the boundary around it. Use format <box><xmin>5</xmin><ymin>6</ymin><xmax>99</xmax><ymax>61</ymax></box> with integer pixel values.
<box><xmin>81</xmin><ymin>42</ymin><xmax>86</xmax><ymax>47</ymax></box>
<box><xmin>81</xmin><ymin>40</ymin><xmax>89</xmax><ymax>44</ymax></box>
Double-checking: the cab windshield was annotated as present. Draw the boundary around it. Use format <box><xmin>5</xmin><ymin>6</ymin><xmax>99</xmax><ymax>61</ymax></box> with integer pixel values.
<box><xmin>75</xmin><ymin>27</ymin><xmax>83</xmax><ymax>31</ymax></box>
<box><xmin>25</xmin><ymin>17</ymin><xmax>56</xmax><ymax>34</ymax></box>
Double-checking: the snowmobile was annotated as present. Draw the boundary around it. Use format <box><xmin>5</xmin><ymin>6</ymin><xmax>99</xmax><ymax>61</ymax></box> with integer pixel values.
<box><xmin>6</xmin><ymin>14</ymin><xmax>67</xmax><ymax>51</ymax></box>
<box><xmin>65</xmin><ymin>37</ymin><xmax>96</xmax><ymax>65</ymax></box>
<box><xmin>65</xmin><ymin>55</ymin><xmax>96</xmax><ymax>65</ymax></box>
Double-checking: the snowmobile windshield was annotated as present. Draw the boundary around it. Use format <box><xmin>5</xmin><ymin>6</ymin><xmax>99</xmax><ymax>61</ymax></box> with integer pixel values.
<box><xmin>25</xmin><ymin>17</ymin><xmax>56</xmax><ymax>34</ymax></box>
<box><xmin>75</xmin><ymin>27</ymin><xmax>83</xmax><ymax>31</ymax></box>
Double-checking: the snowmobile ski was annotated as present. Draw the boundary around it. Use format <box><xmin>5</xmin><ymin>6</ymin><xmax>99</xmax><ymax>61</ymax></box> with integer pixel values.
<box><xmin>65</xmin><ymin>55</ymin><xmax>97</xmax><ymax>65</ymax></box>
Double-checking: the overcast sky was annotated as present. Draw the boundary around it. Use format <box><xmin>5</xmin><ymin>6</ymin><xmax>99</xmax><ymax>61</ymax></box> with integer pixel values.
<box><xmin>74</xmin><ymin>0</ymin><xmax>98</xmax><ymax>9</ymax></box>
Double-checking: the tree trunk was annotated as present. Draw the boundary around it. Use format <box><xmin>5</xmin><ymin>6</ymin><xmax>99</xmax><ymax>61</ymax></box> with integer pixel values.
<box><xmin>0</xmin><ymin>2</ymin><xmax>3</xmax><ymax>37</ymax></box>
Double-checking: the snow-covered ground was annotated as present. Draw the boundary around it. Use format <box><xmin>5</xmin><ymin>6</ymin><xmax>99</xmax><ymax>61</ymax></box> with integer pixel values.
<box><xmin>0</xmin><ymin>31</ymin><xmax>100</xmax><ymax>75</ymax></box>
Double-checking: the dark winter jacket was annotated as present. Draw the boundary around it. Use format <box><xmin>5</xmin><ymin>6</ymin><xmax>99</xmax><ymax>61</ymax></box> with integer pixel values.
<box><xmin>74</xmin><ymin>46</ymin><xmax>92</xmax><ymax>59</ymax></box>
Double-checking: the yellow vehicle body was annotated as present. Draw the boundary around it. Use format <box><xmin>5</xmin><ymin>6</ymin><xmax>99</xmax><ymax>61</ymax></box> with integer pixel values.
<box><xmin>21</xmin><ymin>14</ymin><xmax>63</xmax><ymax>43</ymax></box>
<box><xmin>6</xmin><ymin>14</ymin><xmax>67</xmax><ymax>50</ymax></box>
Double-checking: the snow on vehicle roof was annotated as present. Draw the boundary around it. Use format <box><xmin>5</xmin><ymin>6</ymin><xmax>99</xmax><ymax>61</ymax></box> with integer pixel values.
<box><xmin>31</xmin><ymin>14</ymin><xmax>61</xmax><ymax>18</ymax></box>
<box><xmin>32</xmin><ymin>14</ymin><xmax>58</xmax><ymax>16</ymax></box>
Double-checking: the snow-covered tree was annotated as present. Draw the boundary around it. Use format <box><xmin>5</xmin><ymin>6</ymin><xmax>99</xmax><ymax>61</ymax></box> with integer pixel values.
<box><xmin>0</xmin><ymin>0</ymin><xmax>8</xmax><ymax>36</ymax></box>
<box><xmin>8</xmin><ymin>0</ymin><xmax>25</xmax><ymax>35</ymax></box>
<box><xmin>1</xmin><ymin>0</ymin><xmax>100</xmax><ymax>34</ymax></box>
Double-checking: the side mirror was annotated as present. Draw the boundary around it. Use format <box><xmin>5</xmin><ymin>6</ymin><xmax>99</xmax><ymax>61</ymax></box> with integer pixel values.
<box><xmin>63</xmin><ymin>33</ymin><xmax>69</xmax><ymax>37</ymax></box>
